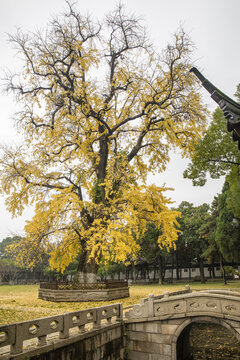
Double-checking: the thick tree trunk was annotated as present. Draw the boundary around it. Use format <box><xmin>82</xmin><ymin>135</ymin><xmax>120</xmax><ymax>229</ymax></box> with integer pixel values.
<box><xmin>76</xmin><ymin>249</ymin><xmax>98</xmax><ymax>284</ymax></box>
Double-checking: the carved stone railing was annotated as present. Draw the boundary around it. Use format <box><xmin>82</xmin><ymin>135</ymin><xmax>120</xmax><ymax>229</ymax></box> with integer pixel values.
<box><xmin>140</xmin><ymin>285</ymin><xmax>191</xmax><ymax>303</ymax></box>
<box><xmin>39</xmin><ymin>280</ymin><xmax>128</xmax><ymax>290</ymax></box>
<box><xmin>125</xmin><ymin>288</ymin><xmax>240</xmax><ymax>321</ymax></box>
<box><xmin>0</xmin><ymin>303</ymin><xmax>122</xmax><ymax>357</ymax></box>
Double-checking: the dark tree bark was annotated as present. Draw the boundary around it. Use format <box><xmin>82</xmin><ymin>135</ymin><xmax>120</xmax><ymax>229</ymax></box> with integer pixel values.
<box><xmin>157</xmin><ymin>255</ymin><xmax>165</xmax><ymax>284</ymax></box>
<box><xmin>220</xmin><ymin>254</ymin><xmax>227</xmax><ymax>285</ymax></box>
<box><xmin>198</xmin><ymin>257</ymin><xmax>205</xmax><ymax>284</ymax></box>
<box><xmin>76</xmin><ymin>249</ymin><xmax>98</xmax><ymax>284</ymax></box>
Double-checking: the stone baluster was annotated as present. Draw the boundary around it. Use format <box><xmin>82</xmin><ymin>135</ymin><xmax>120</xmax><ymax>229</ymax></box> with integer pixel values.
<box><xmin>10</xmin><ymin>324</ymin><xmax>24</xmax><ymax>355</ymax></box>
<box><xmin>93</xmin><ymin>309</ymin><xmax>101</xmax><ymax>329</ymax></box>
<box><xmin>164</xmin><ymin>291</ymin><xmax>169</xmax><ymax>298</ymax></box>
<box><xmin>60</xmin><ymin>316</ymin><xmax>70</xmax><ymax>339</ymax></box>
<box><xmin>117</xmin><ymin>304</ymin><xmax>123</xmax><ymax>321</ymax></box>
<box><xmin>148</xmin><ymin>294</ymin><xmax>154</xmax><ymax>318</ymax></box>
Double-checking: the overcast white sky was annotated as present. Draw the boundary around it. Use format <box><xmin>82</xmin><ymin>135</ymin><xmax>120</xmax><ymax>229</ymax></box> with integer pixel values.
<box><xmin>0</xmin><ymin>0</ymin><xmax>239</xmax><ymax>239</ymax></box>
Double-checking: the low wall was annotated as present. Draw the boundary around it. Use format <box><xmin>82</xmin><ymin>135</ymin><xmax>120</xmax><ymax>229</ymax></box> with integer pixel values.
<box><xmin>38</xmin><ymin>286</ymin><xmax>129</xmax><ymax>302</ymax></box>
<box><xmin>0</xmin><ymin>304</ymin><xmax>125</xmax><ymax>360</ymax></box>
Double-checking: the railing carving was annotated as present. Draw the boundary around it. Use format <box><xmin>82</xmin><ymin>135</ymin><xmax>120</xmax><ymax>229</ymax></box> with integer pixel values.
<box><xmin>39</xmin><ymin>280</ymin><xmax>128</xmax><ymax>290</ymax></box>
<box><xmin>125</xmin><ymin>288</ymin><xmax>240</xmax><ymax>321</ymax></box>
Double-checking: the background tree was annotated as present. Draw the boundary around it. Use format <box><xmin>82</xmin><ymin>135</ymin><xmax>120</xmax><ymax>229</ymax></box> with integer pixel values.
<box><xmin>183</xmin><ymin>82</ymin><xmax>240</xmax><ymax>283</ymax></box>
<box><xmin>0</xmin><ymin>259</ymin><xmax>20</xmax><ymax>283</ymax></box>
<box><xmin>0</xmin><ymin>236</ymin><xmax>21</xmax><ymax>259</ymax></box>
<box><xmin>184</xmin><ymin>83</ymin><xmax>240</xmax><ymax>186</ymax></box>
<box><xmin>226</xmin><ymin>166</ymin><xmax>240</xmax><ymax>219</ymax></box>
<box><xmin>215</xmin><ymin>181</ymin><xmax>240</xmax><ymax>263</ymax></box>
<box><xmin>201</xmin><ymin>196</ymin><xmax>220</xmax><ymax>279</ymax></box>
<box><xmin>97</xmin><ymin>261</ymin><xmax>125</xmax><ymax>281</ymax></box>
<box><xmin>184</xmin><ymin>107</ymin><xmax>240</xmax><ymax>186</ymax></box>
<box><xmin>0</xmin><ymin>236</ymin><xmax>53</xmax><ymax>282</ymax></box>
<box><xmin>0</xmin><ymin>236</ymin><xmax>21</xmax><ymax>283</ymax></box>
<box><xmin>0</xmin><ymin>2</ymin><xmax>207</xmax><ymax>283</ymax></box>
<box><xmin>176</xmin><ymin>201</ymin><xmax>210</xmax><ymax>283</ymax></box>
<box><xmin>139</xmin><ymin>223</ymin><xmax>172</xmax><ymax>284</ymax></box>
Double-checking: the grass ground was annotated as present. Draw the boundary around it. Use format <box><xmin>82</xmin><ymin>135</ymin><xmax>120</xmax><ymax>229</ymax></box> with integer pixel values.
<box><xmin>1</xmin><ymin>281</ymin><xmax>240</xmax><ymax>325</ymax></box>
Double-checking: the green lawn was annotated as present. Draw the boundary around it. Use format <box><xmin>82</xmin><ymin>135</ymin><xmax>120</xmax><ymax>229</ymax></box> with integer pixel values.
<box><xmin>1</xmin><ymin>281</ymin><xmax>240</xmax><ymax>325</ymax></box>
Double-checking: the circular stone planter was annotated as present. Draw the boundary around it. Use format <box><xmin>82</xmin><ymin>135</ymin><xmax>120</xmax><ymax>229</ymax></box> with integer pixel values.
<box><xmin>38</xmin><ymin>286</ymin><xmax>129</xmax><ymax>302</ymax></box>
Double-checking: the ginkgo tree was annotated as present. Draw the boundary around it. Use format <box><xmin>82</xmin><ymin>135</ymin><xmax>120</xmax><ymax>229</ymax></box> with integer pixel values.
<box><xmin>0</xmin><ymin>2</ymin><xmax>208</xmax><ymax>283</ymax></box>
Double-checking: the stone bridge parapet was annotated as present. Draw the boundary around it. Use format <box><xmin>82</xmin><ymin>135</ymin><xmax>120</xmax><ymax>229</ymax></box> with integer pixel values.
<box><xmin>125</xmin><ymin>288</ymin><xmax>240</xmax><ymax>360</ymax></box>
<box><xmin>125</xmin><ymin>288</ymin><xmax>240</xmax><ymax>322</ymax></box>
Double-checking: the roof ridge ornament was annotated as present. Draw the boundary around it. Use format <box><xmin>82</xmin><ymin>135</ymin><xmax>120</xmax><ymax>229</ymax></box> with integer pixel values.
<box><xmin>190</xmin><ymin>67</ymin><xmax>240</xmax><ymax>150</ymax></box>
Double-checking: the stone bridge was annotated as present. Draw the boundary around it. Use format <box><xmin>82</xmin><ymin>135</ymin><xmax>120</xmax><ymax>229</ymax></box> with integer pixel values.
<box><xmin>125</xmin><ymin>287</ymin><xmax>240</xmax><ymax>360</ymax></box>
<box><xmin>1</xmin><ymin>287</ymin><xmax>240</xmax><ymax>360</ymax></box>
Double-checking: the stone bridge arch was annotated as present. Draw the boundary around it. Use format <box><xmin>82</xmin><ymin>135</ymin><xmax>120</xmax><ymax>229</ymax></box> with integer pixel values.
<box><xmin>125</xmin><ymin>288</ymin><xmax>240</xmax><ymax>360</ymax></box>
<box><xmin>172</xmin><ymin>315</ymin><xmax>240</xmax><ymax>360</ymax></box>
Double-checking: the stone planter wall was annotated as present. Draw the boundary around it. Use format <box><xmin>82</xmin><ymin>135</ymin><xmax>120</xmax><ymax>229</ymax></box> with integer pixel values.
<box><xmin>38</xmin><ymin>286</ymin><xmax>129</xmax><ymax>302</ymax></box>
